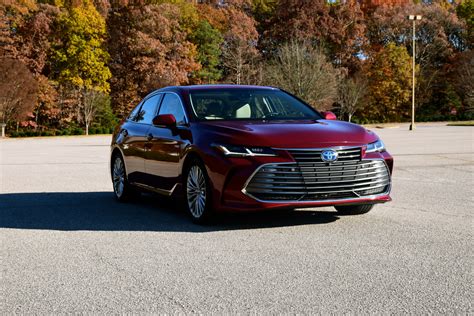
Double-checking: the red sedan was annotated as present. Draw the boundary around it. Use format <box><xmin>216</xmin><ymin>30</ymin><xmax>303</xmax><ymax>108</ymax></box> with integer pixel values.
<box><xmin>111</xmin><ymin>85</ymin><xmax>393</xmax><ymax>223</ymax></box>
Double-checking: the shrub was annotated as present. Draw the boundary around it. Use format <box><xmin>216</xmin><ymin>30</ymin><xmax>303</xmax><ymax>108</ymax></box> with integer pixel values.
<box><xmin>72</xmin><ymin>127</ymin><xmax>83</xmax><ymax>135</ymax></box>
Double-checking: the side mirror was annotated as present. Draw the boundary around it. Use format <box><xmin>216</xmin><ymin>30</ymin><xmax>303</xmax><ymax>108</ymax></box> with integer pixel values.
<box><xmin>152</xmin><ymin>114</ymin><xmax>177</xmax><ymax>128</ymax></box>
<box><xmin>321</xmin><ymin>111</ymin><xmax>337</xmax><ymax>120</ymax></box>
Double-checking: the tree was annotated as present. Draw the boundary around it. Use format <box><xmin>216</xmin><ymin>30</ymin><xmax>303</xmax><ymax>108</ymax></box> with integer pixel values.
<box><xmin>17</xmin><ymin>4</ymin><xmax>60</xmax><ymax>75</ymax></box>
<box><xmin>264</xmin><ymin>41</ymin><xmax>339</xmax><ymax>109</ymax></box>
<box><xmin>51</xmin><ymin>0</ymin><xmax>110</xmax><ymax>92</ymax></box>
<box><xmin>34</xmin><ymin>75</ymin><xmax>59</xmax><ymax>130</ymax></box>
<box><xmin>78</xmin><ymin>89</ymin><xmax>109</xmax><ymax>135</ymax></box>
<box><xmin>337</xmin><ymin>74</ymin><xmax>366</xmax><ymax>122</ymax></box>
<box><xmin>363</xmin><ymin>43</ymin><xmax>413</xmax><ymax>122</ymax></box>
<box><xmin>251</xmin><ymin>0</ymin><xmax>278</xmax><ymax>34</ymax></box>
<box><xmin>107</xmin><ymin>3</ymin><xmax>200</xmax><ymax>117</ymax></box>
<box><xmin>220</xmin><ymin>6</ymin><xmax>260</xmax><ymax>84</ymax></box>
<box><xmin>367</xmin><ymin>3</ymin><xmax>467</xmax><ymax>68</ymax></box>
<box><xmin>251</xmin><ymin>0</ymin><xmax>278</xmax><ymax>21</ymax></box>
<box><xmin>189</xmin><ymin>20</ymin><xmax>223</xmax><ymax>83</ymax></box>
<box><xmin>267</xmin><ymin>0</ymin><xmax>367</xmax><ymax>73</ymax></box>
<box><xmin>447</xmin><ymin>50</ymin><xmax>473</xmax><ymax>114</ymax></box>
<box><xmin>49</xmin><ymin>0</ymin><xmax>111</xmax><ymax>132</ymax></box>
<box><xmin>0</xmin><ymin>3</ymin><xmax>60</xmax><ymax>131</ymax></box>
<box><xmin>221</xmin><ymin>36</ymin><xmax>259</xmax><ymax>84</ymax></box>
<box><xmin>0</xmin><ymin>58</ymin><xmax>38</xmax><ymax>130</ymax></box>
<box><xmin>457</xmin><ymin>0</ymin><xmax>473</xmax><ymax>48</ymax></box>
<box><xmin>366</xmin><ymin>3</ymin><xmax>467</xmax><ymax>121</ymax></box>
<box><xmin>0</xmin><ymin>0</ymin><xmax>37</xmax><ymax>59</ymax></box>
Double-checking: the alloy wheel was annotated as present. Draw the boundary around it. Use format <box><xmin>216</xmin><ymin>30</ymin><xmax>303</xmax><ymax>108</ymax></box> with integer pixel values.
<box><xmin>187</xmin><ymin>165</ymin><xmax>207</xmax><ymax>218</ymax></box>
<box><xmin>113</xmin><ymin>157</ymin><xmax>125</xmax><ymax>198</ymax></box>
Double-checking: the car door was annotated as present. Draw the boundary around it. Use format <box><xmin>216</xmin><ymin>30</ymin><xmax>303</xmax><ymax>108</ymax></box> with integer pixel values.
<box><xmin>144</xmin><ymin>93</ymin><xmax>190</xmax><ymax>192</ymax></box>
<box><xmin>120</xmin><ymin>94</ymin><xmax>162</xmax><ymax>184</ymax></box>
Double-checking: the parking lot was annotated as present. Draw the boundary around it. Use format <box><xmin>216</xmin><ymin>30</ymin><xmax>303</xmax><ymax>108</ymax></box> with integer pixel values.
<box><xmin>0</xmin><ymin>124</ymin><xmax>472</xmax><ymax>313</ymax></box>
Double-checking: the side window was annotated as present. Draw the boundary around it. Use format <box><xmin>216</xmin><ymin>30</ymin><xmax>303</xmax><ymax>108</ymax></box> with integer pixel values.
<box><xmin>158</xmin><ymin>93</ymin><xmax>187</xmax><ymax>125</ymax></box>
<box><xmin>127</xmin><ymin>103</ymin><xmax>142</xmax><ymax>121</ymax></box>
<box><xmin>135</xmin><ymin>94</ymin><xmax>162</xmax><ymax>124</ymax></box>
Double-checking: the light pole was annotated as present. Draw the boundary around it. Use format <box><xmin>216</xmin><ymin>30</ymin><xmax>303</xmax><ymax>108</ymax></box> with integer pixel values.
<box><xmin>408</xmin><ymin>15</ymin><xmax>422</xmax><ymax>131</ymax></box>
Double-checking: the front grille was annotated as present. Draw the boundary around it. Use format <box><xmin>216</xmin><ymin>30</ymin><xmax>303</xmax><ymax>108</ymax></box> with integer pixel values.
<box><xmin>244</xmin><ymin>147</ymin><xmax>391</xmax><ymax>202</ymax></box>
<box><xmin>289</xmin><ymin>147</ymin><xmax>362</xmax><ymax>163</ymax></box>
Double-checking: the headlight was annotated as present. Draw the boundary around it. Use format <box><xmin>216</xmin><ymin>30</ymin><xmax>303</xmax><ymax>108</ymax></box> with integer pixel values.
<box><xmin>366</xmin><ymin>139</ymin><xmax>386</xmax><ymax>153</ymax></box>
<box><xmin>212</xmin><ymin>144</ymin><xmax>277</xmax><ymax>157</ymax></box>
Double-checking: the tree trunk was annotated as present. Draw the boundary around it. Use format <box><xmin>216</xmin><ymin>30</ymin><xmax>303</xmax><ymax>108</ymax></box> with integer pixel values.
<box><xmin>348</xmin><ymin>113</ymin><xmax>352</xmax><ymax>122</ymax></box>
<box><xmin>236</xmin><ymin>68</ymin><xmax>241</xmax><ymax>85</ymax></box>
<box><xmin>34</xmin><ymin>107</ymin><xmax>39</xmax><ymax>131</ymax></box>
<box><xmin>85</xmin><ymin>123</ymin><xmax>89</xmax><ymax>136</ymax></box>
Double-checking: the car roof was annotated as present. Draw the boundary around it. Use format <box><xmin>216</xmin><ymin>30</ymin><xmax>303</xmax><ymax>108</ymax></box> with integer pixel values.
<box><xmin>156</xmin><ymin>84</ymin><xmax>280</xmax><ymax>93</ymax></box>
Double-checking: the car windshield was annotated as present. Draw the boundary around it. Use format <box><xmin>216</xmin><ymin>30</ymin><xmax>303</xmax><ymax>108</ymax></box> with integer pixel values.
<box><xmin>189</xmin><ymin>89</ymin><xmax>321</xmax><ymax>121</ymax></box>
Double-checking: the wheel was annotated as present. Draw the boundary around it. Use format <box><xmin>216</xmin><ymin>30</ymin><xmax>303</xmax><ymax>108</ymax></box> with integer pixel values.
<box><xmin>184</xmin><ymin>159</ymin><xmax>213</xmax><ymax>223</ymax></box>
<box><xmin>335</xmin><ymin>204</ymin><xmax>374</xmax><ymax>215</ymax></box>
<box><xmin>111</xmin><ymin>153</ymin><xmax>138</xmax><ymax>202</ymax></box>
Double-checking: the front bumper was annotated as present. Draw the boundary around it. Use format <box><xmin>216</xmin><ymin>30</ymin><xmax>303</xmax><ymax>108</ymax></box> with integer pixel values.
<box><xmin>206</xmin><ymin>147</ymin><xmax>393</xmax><ymax>212</ymax></box>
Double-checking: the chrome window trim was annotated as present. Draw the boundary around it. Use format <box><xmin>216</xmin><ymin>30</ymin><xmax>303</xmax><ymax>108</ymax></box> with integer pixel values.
<box><xmin>127</xmin><ymin>92</ymin><xmax>164</xmax><ymax>125</ymax></box>
<box><xmin>241</xmin><ymin>158</ymin><xmax>392</xmax><ymax>204</ymax></box>
<box><xmin>188</xmin><ymin>93</ymin><xmax>199</xmax><ymax>118</ymax></box>
<box><xmin>128</xmin><ymin>91</ymin><xmax>190</xmax><ymax>127</ymax></box>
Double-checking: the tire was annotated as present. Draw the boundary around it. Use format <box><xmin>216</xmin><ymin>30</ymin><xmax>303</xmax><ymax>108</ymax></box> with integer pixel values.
<box><xmin>111</xmin><ymin>153</ymin><xmax>139</xmax><ymax>202</ymax></box>
<box><xmin>184</xmin><ymin>159</ymin><xmax>214</xmax><ymax>224</ymax></box>
<box><xmin>335</xmin><ymin>204</ymin><xmax>374</xmax><ymax>215</ymax></box>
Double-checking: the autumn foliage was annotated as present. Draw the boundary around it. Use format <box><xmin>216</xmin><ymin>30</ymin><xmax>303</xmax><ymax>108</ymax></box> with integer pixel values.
<box><xmin>0</xmin><ymin>0</ymin><xmax>473</xmax><ymax>136</ymax></box>
<box><xmin>0</xmin><ymin>58</ymin><xmax>38</xmax><ymax>126</ymax></box>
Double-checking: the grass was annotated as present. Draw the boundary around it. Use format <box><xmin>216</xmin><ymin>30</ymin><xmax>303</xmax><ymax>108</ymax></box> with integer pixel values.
<box><xmin>446</xmin><ymin>121</ymin><xmax>474</xmax><ymax>126</ymax></box>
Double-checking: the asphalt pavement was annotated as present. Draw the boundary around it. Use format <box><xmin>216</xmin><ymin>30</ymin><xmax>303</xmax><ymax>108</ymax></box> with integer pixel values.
<box><xmin>0</xmin><ymin>124</ymin><xmax>472</xmax><ymax>313</ymax></box>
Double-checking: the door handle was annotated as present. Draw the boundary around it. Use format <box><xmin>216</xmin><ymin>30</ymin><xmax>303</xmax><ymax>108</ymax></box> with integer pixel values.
<box><xmin>147</xmin><ymin>133</ymin><xmax>153</xmax><ymax>141</ymax></box>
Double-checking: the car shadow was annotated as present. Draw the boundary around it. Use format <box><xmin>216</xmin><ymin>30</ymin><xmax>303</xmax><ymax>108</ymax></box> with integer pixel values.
<box><xmin>0</xmin><ymin>192</ymin><xmax>339</xmax><ymax>232</ymax></box>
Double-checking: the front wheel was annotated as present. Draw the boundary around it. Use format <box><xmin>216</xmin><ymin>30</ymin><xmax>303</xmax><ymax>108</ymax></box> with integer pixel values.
<box><xmin>335</xmin><ymin>204</ymin><xmax>374</xmax><ymax>215</ymax></box>
<box><xmin>184</xmin><ymin>160</ymin><xmax>213</xmax><ymax>223</ymax></box>
<box><xmin>111</xmin><ymin>154</ymin><xmax>138</xmax><ymax>202</ymax></box>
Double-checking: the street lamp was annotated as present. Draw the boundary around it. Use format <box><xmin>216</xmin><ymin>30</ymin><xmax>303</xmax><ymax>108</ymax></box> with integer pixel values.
<box><xmin>408</xmin><ymin>15</ymin><xmax>422</xmax><ymax>131</ymax></box>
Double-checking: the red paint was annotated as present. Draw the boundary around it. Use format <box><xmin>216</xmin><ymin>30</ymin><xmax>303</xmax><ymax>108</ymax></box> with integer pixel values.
<box><xmin>112</xmin><ymin>85</ymin><xmax>393</xmax><ymax>213</ymax></box>
<box><xmin>152</xmin><ymin>114</ymin><xmax>176</xmax><ymax>128</ymax></box>
<box><xmin>321</xmin><ymin>111</ymin><xmax>337</xmax><ymax>120</ymax></box>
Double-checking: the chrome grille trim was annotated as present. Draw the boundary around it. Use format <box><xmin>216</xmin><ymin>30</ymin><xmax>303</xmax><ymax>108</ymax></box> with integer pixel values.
<box><xmin>246</xmin><ymin>182</ymin><xmax>390</xmax><ymax>195</ymax></box>
<box><xmin>247</xmin><ymin>178</ymin><xmax>390</xmax><ymax>191</ymax></box>
<box><xmin>251</xmin><ymin>173</ymin><xmax>386</xmax><ymax>185</ymax></box>
<box><xmin>242</xmin><ymin>147</ymin><xmax>391</xmax><ymax>203</ymax></box>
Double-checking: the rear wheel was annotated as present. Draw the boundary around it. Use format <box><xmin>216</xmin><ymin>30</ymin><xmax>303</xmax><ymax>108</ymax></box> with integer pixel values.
<box><xmin>111</xmin><ymin>153</ymin><xmax>138</xmax><ymax>202</ymax></box>
<box><xmin>184</xmin><ymin>160</ymin><xmax>213</xmax><ymax>223</ymax></box>
<box><xmin>335</xmin><ymin>204</ymin><xmax>374</xmax><ymax>215</ymax></box>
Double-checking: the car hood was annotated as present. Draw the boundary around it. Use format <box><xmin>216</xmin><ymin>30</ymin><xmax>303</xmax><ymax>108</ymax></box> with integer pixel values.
<box><xmin>197</xmin><ymin>120</ymin><xmax>379</xmax><ymax>148</ymax></box>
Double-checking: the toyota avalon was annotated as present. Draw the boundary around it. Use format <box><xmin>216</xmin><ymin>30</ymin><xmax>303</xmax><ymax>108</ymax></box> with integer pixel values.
<box><xmin>111</xmin><ymin>85</ymin><xmax>393</xmax><ymax>223</ymax></box>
